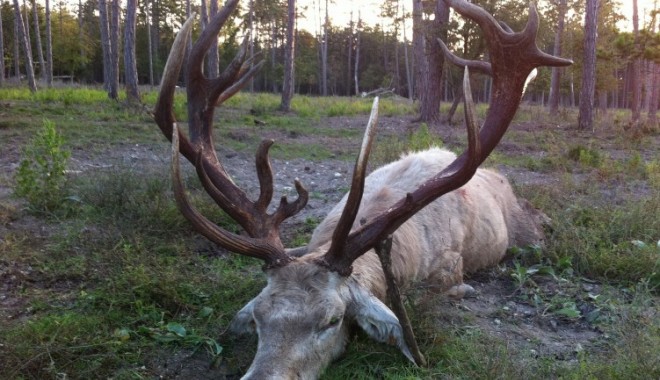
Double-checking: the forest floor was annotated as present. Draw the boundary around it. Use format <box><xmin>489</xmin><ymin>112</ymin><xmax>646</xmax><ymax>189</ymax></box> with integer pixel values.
<box><xmin>0</xmin><ymin>92</ymin><xmax>658</xmax><ymax>379</ymax></box>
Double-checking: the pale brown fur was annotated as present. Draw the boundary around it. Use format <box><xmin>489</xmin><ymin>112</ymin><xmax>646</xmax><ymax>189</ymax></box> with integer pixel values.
<box><xmin>306</xmin><ymin>148</ymin><xmax>546</xmax><ymax>297</ymax></box>
<box><xmin>232</xmin><ymin>148</ymin><xmax>547</xmax><ymax>379</ymax></box>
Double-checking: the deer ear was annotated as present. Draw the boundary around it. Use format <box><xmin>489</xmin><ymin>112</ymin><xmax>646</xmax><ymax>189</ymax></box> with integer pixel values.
<box><xmin>229</xmin><ymin>298</ymin><xmax>257</xmax><ymax>335</ymax></box>
<box><xmin>347</xmin><ymin>284</ymin><xmax>415</xmax><ymax>363</ymax></box>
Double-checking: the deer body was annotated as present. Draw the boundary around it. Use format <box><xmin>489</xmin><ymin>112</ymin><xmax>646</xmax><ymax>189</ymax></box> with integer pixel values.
<box><xmin>307</xmin><ymin>147</ymin><xmax>547</xmax><ymax>298</ymax></box>
<box><xmin>230</xmin><ymin>148</ymin><xmax>547</xmax><ymax>379</ymax></box>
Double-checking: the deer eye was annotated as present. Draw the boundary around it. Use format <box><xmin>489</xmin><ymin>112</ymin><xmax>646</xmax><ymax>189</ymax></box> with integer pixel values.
<box><xmin>320</xmin><ymin>315</ymin><xmax>343</xmax><ymax>331</ymax></box>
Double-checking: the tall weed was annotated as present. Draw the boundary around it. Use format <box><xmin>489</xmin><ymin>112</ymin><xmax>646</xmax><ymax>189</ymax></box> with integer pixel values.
<box><xmin>14</xmin><ymin>119</ymin><xmax>72</xmax><ymax>214</ymax></box>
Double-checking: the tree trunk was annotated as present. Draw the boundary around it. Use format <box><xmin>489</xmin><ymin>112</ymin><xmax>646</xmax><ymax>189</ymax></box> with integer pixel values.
<box><xmin>183</xmin><ymin>0</ymin><xmax>192</xmax><ymax>86</ymax></box>
<box><xmin>151</xmin><ymin>0</ymin><xmax>160</xmax><ymax>83</ymax></box>
<box><xmin>78</xmin><ymin>0</ymin><xmax>84</xmax><ymax>63</ymax></box>
<box><xmin>30</xmin><ymin>0</ymin><xmax>45</xmax><ymax>82</ymax></box>
<box><xmin>207</xmin><ymin>0</ymin><xmax>219</xmax><ymax>79</ymax></box>
<box><xmin>45</xmin><ymin>0</ymin><xmax>52</xmax><ymax>85</ymax></box>
<box><xmin>412</xmin><ymin>0</ymin><xmax>425</xmax><ymax>103</ymax></box>
<box><xmin>578</xmin><ymin>0</ymin><xmax>598</xmax><ymax>131</ymax></box>
<box><xmin>631</xmin><ymin>0</ymin><xmax>642</xmax><ymax>126</ymax></box>
<box><xmin>147</xmin><ymin>0</ymin><xmax>154</xmax><ymax>86</ymax></box>
<box><xmin>0</xmin><ymin>5</ymin><xmax>5</xmax><ymax>86</ymax></box>
<box><xmin>446</xmin><ymin>87</ymin><xmax>463</xmax><ymax>124</ymax></box>
<box><xmin>13</xmin><ymin>0</ymin><xmax>37</xmax><ymax>92</ymax></box>
<box><xmin>200</xmin><ymin>0</ymin><xmax>208</xmax><ymax>76</ymax></box>
<box><xmin>248</xmin><ymin>0</ymin><xmax>254</xmax><ymax>91</ymax></box>
<box><xmin>108</xmin><ymin>0</ymin><xmax>120</xmax><ymax>99</ymax></box>
<box><xmin>321</xmin><ymin>0</ymin><xmax>328</xmax><ymax>96</ymax></box>
<box><xmin>13</xmin><ymin>13</ymin><xmax>20</xmax><ymax>81</ymax></box>
<box><xmin>649</xmin><ymin>60</ymin><xmax>660</xmax><ymax>127</ymax></box>
<box><xmin>347</xmin><ymin>11</ymin><xmax>353</xmax><ymax>96</ymax></box>
<box><xmin>354</xmin><ymin>14</ymin><xmax>361</xmax><ymax>95</ymax></box>
<box><xmin>417</xmin><ymin>0</ymin><xmax>448</xmax><ymax>123</ymax></box>
<box><xmin>280</xmin><ymin>0</ymin><xmax>295</xmax><ymax>111</ymax></box>
<box><xmin>98</xmin><ymin>0</ymin><xmax>112</xmax><ymax>90</ymax></box>
<box><xmin>22</xmin><ymin>0</ymin><xmax>31</xmax><ymax>61</ymax></box>
<box><xmin>402</xmin><ymin>2</ymin><xmax>412</xmax><ymax>99</ymax></box>
<box><xmin>548</xmin><ymin>0</ymin><xmax>566</xmax><ymax>113</ymax></box>
<box><xmin>124</xmin><ymin>0</ymin><xmax>139</xmax><ymax>101</ymax></box>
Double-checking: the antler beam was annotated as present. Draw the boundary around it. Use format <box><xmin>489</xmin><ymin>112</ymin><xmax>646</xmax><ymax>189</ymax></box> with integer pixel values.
<box><xmin>319</xmin><ymin>0</ymin><xmax>572</xmax><ymax>275</ymax></box>
<box><xmin>154</xmin><ymin>0</ymin><xmax>308</xmax><ymax>268</ymax></box>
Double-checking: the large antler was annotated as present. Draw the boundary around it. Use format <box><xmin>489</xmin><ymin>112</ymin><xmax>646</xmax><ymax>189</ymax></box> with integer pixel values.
<box><xmin>317</xmin><ymin>0</ymin><xmax>572</xmax><ymax>275</ymax></box>
<box><xmin>154</xmin><ymin>0</ymin><xmax>308</xmax><ymax>269</ymax></box>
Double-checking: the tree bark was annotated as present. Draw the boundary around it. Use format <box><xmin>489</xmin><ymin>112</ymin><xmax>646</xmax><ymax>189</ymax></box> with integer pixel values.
<box><xmin>347</xmin><ymin>11</ymin><xmax>353</xmax><ymax>96</ymax></box>
<box><xmin>22</xmin><ymin>0</ymin><xmax>31</xmax><ymax>60</ymax></box>
<box><xmin>412</xmin><ymin>0</ymin><xmax>425</xmax><ymax>103</ymax></box>
<box><xmin>124</xmin><ymin>0</ymin><xmax>139</xmax><ymax>101</ymax></box>
<box><xmin>45</xmin><ymin>0</ymin><xmax>52</xmax><ymax>85</ymax></box>
<box><xmin>147</xmin><ymin>0</ymin><xmax>154</xmax><ymax>86</ymax></box>
<box><xmin>108</xmin><ymin>0</ymin><xmax>120</xmax><ymax>99</ymax></box>
<box><xmin>631</xmin><ymin>0</ymin><xmax>642</xmax><ymax>126</ymax></box>
<box><xmin>578</xmin><ymin>0</ymin><xmax>599</xmax><ymax>131</ymax></box>
<box><xmin>78</xmin><ymin>0</ymin><xmax>84</xmax><ymax>61</ymax></box>
<box><xmin>354</xmin><ymin>14</ymin><xmax>361</xmax><ymax>95</ymax></box>
<box><xmin>248</xmin><ymin>0</ymin><xmax>254</xmax><ymax>91</ymax></box>
<box><xmin>417</xmin><ymin>0</ymin><xmax>448</xmax><ymax>123</ymax></box>
<box><xmin>321</xmin><ymin>0</ymin><xmax>328</xmax><ymax>96</ymax></box>
<box><xmin>649</xmin><ymin>61</ymin><xmax>660</xmax><ymax>127</ymax></box>
<box><xmin>402</xmin><ymin>2</ymin><xmax>413</xmax><ymax>99</ymax></box>
<box><xmin>200</xmin><ymin>0</ymin><xmax>208</xmax><ymax>76</ymax></box>
<box><xmin>13</xmin><ymin>5</ymin><xmax>21</xmax><ymax>81</ymax></box>
<box><xmin>151</xmin><ymin>0</ymin><xmax>160</xmax><ymax>83</ymax></box>
<box><xmin>185</xmin><ymin>0</ymin><xmax>191</xmax><ymax>60</ymax></box>
<box><xmin>207</xmin><ymin>0</ymin><xmax>219</xmax><ymax>79</ymax></box>
<box><xmin>280</xmin><ymin>0</ymin><xmax>296</xmax><ymax>111</ymax></box>
<box><xmin>98</xmin><ymin>0</ymin><xmax>112</xmax><ymax>91</ymax></box>
<box><xmin>0</xmin><ymin>5</ymin><xmax>5</xmax><ymax>86</ymax></box>
<box><xmin>548</xmin><ymin>0</ymin><xmax>566</xmax><ymax>113</ymax></box>
<box><xmin>30</xmin><ymin>0</ymin><xmax>45</xmax><ymax>82</ymax></box>
<box><xmin>13</xmin><ymin>0</ymin><xmax>37</xmax><ymax>92</ymax></box>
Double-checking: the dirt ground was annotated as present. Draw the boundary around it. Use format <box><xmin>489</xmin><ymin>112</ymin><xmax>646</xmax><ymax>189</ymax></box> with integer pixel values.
<box><xmin>1</xmin><ymin>111</ymin><xmax>658</xmax><ymax>378</ymax></box>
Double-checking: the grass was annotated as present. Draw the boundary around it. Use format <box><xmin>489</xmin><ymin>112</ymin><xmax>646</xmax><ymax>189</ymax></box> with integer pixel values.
<box><xmin>1</xmin><ymin>88</ymin><xmax>659</xmax><ymax>379</ymax></box>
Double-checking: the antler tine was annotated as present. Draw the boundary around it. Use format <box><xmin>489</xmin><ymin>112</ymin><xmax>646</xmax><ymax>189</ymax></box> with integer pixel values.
<box><xmin>437</xmin><ymin>38</ymin><xmax>492</xmax><ymax>76</ymax></box>
<box><xmin>154</xmin><ymin>0</ymin><xmax>307</xmax><ymax>269</ymax></box>
<box><xmin>319</xmin><ymin>0</ymin><xmax>571</xmax><ymax>275</ymax></box>
<box><xmin>154</xmin><ymin>15</ymin><xmax>196</xmax><ymax>158</ymax></box>
<box><xmin>171</xmin><ymin>125</ymin><xmax>293</xmax><ymax>266</ymax></box>
<box><xmin>209</xmin><ymin>35</ymin><xmax>252</xmax><ymax>108</ymax></box>
<box><xmin>318</xmin><ymin>98</ymin><xmax>380</xmax><ymax>275</ymax></box>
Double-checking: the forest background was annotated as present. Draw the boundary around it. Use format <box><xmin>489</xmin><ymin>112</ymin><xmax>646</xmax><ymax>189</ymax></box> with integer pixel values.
<box><xmin>1</xmin><ymin>0</ymin><xmax>659</xmax><ymax>129</ymax></box>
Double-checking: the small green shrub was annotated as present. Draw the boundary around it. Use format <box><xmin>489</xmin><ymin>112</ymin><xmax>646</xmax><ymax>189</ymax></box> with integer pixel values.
<box><xmin>14</xmin><ymin>119</ymin><xmax>71</xmax><ymax>213</ymax></box>
<box><xmin>567</xmin><ymin>145</ymin><xmax>602</xmax><ymax>167</ymax></box>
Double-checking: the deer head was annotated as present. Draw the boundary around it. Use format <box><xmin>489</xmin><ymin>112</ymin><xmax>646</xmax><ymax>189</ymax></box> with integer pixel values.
<box><xmin>153</xmin><ymin>0</ymin><xmax>571</xmax><ymax>378</ymax></box>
